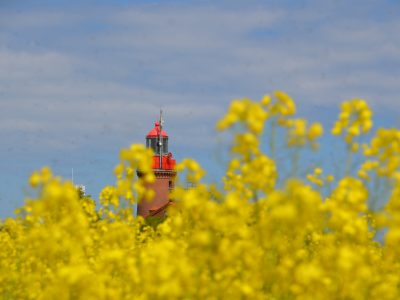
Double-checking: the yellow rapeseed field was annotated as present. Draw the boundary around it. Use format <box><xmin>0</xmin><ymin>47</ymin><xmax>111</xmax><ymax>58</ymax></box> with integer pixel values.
<box><xmin>2</xmin><ymin>91</ymin><xmax>400</xmax><ymax>299</ymax></box>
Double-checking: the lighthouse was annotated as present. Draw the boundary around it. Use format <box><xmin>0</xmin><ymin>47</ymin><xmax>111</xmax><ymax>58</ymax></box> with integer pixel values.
<box><xmin>137</xmin><ymin>111</ymin><xmax>176</xmax><ymax>218</ymax></box>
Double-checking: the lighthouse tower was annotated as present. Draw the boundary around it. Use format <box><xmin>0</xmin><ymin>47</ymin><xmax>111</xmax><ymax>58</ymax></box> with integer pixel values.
<box><xmin>138</xmin><ymin>112</ymin><xmax>176</xmax><ymax>218</ymax></box>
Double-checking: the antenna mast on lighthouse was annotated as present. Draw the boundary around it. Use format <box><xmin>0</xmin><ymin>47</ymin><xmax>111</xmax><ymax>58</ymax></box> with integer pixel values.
<box><xmin>158</xmin><ymin>110</ymin><xmax>164</xmax><ymax>169</ymax></box>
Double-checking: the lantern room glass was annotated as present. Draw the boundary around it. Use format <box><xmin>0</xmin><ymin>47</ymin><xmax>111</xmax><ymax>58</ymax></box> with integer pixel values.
<box><xmin>146</xmin><ymin>137</ymin><xmax>168</xmax><ymax>154</ymax></box>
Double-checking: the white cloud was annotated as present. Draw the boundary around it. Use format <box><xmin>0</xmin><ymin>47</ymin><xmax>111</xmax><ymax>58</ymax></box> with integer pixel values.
<box><xmin>1</xmin><ymin>1</ymin><xmax>400</xmax><ymax>217</ymax></box>
<box><xmin>0</xmin><ymin>50</ymin><xmax>75</xmax><ymax>81</ymax></box>
<box><xmin>0</xmin><ymin>10</ymin><xmax>84</xmax><ymax>29</ymax></box>
<box><xmin>0</xmin><ymin>119</ymin><xmax>45</xmax><ymax>132</ymax></box>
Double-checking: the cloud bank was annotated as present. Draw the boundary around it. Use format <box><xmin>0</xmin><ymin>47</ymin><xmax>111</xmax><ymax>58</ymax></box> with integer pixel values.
<box><xmin>0</xmin><ymin>0</ymin><xmax>399</xmax><ymax>216</ymax></box>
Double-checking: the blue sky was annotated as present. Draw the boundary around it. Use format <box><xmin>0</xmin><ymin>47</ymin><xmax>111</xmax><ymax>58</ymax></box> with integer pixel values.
<box><xmin>1</xmin><ymin>0</ymin><xmax>399</xmax><ymax>217</ymax></box>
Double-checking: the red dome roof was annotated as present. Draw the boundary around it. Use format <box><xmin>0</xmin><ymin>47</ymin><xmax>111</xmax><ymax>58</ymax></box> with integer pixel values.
<box><xmin>146</xmin><ymin>122</ymin><xmax>168</xmax><ymax>138</ymax></box>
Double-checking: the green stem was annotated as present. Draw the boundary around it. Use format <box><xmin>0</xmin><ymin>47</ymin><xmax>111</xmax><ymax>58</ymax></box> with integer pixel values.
<box><xmin>270</xmin><ymin>120</ymin><xmax>277</xmax><ymax>160</ymax></box>
<box><xmin>345</xmin><ymin>144</ymin><xmax>353</xmax><ymax>176</ymax></box>
<box><xmin>371</xmin><ymin>175</ymin><xmax>381</xmax><ymax>211</ymax></box>
<box><xmin>291</xmin><ymin>148</ymin><xmax>301</xmax><ymax>178</ymax></box>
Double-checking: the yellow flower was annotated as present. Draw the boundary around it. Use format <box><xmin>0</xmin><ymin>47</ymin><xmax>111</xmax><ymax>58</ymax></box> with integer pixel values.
<box><xmin>332</xmin><ymin>99</ymin><xmax>373</xmax><ymax>149</ymax></box>
<box><xmin>274</xmin><ymin>90</ymin><xmax>296</xmax><ymax>116</ymax></box>
<box><xmin>308</xmin><ymin>123</ymin><xmax>324</xmax><ymax>140</ymax></box>
<box><xmin>29</xmin><ymin>171</ymin><xmax>41</xmax><ymax>187</ymax></box>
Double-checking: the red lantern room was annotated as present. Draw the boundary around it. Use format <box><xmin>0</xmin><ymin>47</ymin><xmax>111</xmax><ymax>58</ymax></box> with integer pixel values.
<box><xmin>138</xmin><ymin>112</ymin><xmax>176</xmax><ymax>218</ymax></box>
<box><xmin>146</xmin><ymin>122</ymin><xmax>175</xmax><ymax>170</ymax></box>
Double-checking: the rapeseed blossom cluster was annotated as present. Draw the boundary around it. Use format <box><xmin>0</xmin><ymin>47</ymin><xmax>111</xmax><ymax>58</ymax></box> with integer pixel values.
<box><xmin>2</xmin><ymin>91</ymin><xmax>400</xmax><ymax>299</ymax></box>
<box><xmin>361</xmin><ymin>128</ymin><xmax>400</xmax><ymax>178</ymax></box>
<box><xmin>307</xmin><ymin>168</ymin><xmax>334</xmax><ymax>188</ymax></box>
<box><xmin>331</xmin><ymin>99</ymin><xmax>373</xmax><ymax>152</ymax></box>
<box><xmin>285</xmin><ymin>118</ymin><xmax>323</xmax><ymax>149</ymax></box>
